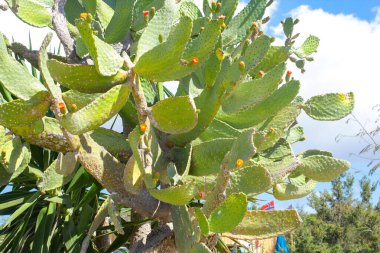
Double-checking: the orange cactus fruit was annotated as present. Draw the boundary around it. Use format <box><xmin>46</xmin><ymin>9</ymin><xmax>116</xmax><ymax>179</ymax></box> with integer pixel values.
<box><xmin>287</xmin><ymin>70</ymin><xmax>292</xmax><ymax>76</ymax></box>
<box><xmin>58</xmin><ymin>102</ymin><xmax>65</xmax><ymax>110</ymax></box>
<box><xmin>191</xmin><ymin>57</ymin><xmax>199</xmax><ymax>65</ymax></box>
<box><xmin>236</xmin><ymin>159</ymin><xmax>244</xmax><ymax>168</ymax></box>
<box><xmin>139</xmin><ymin>123</ymin><xmax>147</xmax><ymax>133</ymax></box>
<box><xmin>239</xmin><ymin>61</ymin><xmax>246</xmax><ymax>71</ymax></box>
<box><xmin>143</xmin><ymin>10</ymin><xmax>149</xmax><ymax>16</ymax></box>
<box><xmin>198</xmin><ymin>191</ymin><xmax>207</xmax><ymax>199</ymax></box>
<box><xmin>80</xmin><ymin>12</ymin><xmax>89</xmax><ymax>19</ymax></box>
<box><xmin>258</xmin><ymin>70</ymin><xmax>265</xmax><ymax>77</ymax></box>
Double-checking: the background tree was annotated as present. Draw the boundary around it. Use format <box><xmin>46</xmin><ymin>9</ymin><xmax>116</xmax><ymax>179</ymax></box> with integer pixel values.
<box><xmin>293</xmin><ymin>174</ymin><xmax>380</xmax><ymax>253</ymax></box>
<box><xmin>0</xmin><ymin>0</ymin><xmax>354</xmax><ymax>252</ymax></box>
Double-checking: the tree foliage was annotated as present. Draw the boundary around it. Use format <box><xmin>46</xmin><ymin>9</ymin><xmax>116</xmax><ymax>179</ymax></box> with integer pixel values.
<box><xmin>294</xmin><ymin>174</ymin><xmax>380</xmax><ymax>253</ymax></box>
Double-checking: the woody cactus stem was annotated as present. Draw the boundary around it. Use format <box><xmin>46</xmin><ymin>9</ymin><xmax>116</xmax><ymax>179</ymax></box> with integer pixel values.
<box><xmin>52</xmin><ymin>0</ymin><xmax>77</xmax><ymax>63</ymax></box>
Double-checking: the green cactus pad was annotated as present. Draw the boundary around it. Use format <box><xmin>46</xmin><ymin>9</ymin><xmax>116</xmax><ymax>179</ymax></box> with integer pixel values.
<box><xmin>262</xmin><ymin>138</ymin><xmax>292</xmax><ymax>160</ymax></box>
<box><xmin>222</xmin><ymin>63</ymin><xmax>286</xmax><ymax>113</ymax></box>
<box><xmin>168</xmin><ymin>58</ymin><xmax>233</xmax><ymax>146</ymax></box>
<box><xmin>298</xmin><ymin>155</ymin><xmax>350</xmax><ymax>182</ymax></box>
<box><xmin>107</xmin><ymin>198</ymin><xmax>125</xmax><ymax>235</ymax></box>
<box><xmin>104</xmin><ymin>0</ymin><xmax>136</xmax><ymax>43</ymax></box>
<box><xmin>62</xmin><ymin>84</ymin><xmax>130</xmax><ymax>135</ymax></box>
<box><xmin>0</xmin><ymin>33</ymin><xmax>46</xmax><ymax>100</ymax></box>
<box><xmin>228</xmin><ymin>165</ymin><xmax>272</xmax><ymax>195</ymax></box>
<box><xmin>0</xmin><ymin>92</ymin><xmax>50</xmax><ymax>128</ymax></box>
<box><xmin>4</xmin><ymin>0</ymin><xmax>53</xmax><ymax>27</ymax></box>
<box><xmin>130</xmin><ymin>0</ymin><xmax>164</xmax><ymax>32</ymax></box>
<box><xmin>241</xmin><ymin>35</ymin><xmax>272</xmax><ymax>69</ymax></box>
<box><xmin>82</xmin><ymin>0</ymin><xmax>114</xmax><ymax>30</ymax></box>
<box><xmin>9</xmin><ymin>117</ymin><xmax>129</xmax><ymax>154</ymax></box>
<box><xmin>0</xmin><ymin>137</ymin><xmax>30</xmax><ymax>181</ymax></box>
<box><xmin>135</xmin><ymin>0</ymin><xmax>178</xmax><ymax>59</ymax></box>
<box><xmin>202</xmin><ymin>39</ymin><xmax>223</xmax><ymax>88</ymax></box>
<box><xmin>285</xmin><ymin>125</ymin><xmax>305</xmax><ymax>144</ymax></box>
<box><xmin>150</xmin><ymin>96</ymin><xmax>198</xmax><ymax>134</ymax></box>
<box><xmin>220</xmin><ymin>0</ymin><xmax>239</xmax><ymax>24</ymax></box>
<box><xmin>190</xmin><ymin>243</ymin><xmax>212</xmax><ymax>253</ymax></box>
<box><xmin>0</xmin><ymin>137</ymin><xmax>23</xmax><ymax>173</ymax></box>
<box><xmin>222</xmin><ymin>0</ymin><xmax>267</xmax><ymax>46</ymax></box>
<box><xmin>218</xmin><ymin>80</ymin><xmax>301</xmax><ymax>129</ymax></box>
<box><xmin>250</xmin><ymin>46</ymin><xmax>289</xmax><ymax>77</ymax></box>
<box><xmin>0</xmin><ymin>164</ymin><xmax>11</xmax><ymax>186</ymax></box>
<box><xmin>283</xmin><ymin>17</ymin><xmax>294</xmax><ymax>38</ymax></box>
<box><xmin>170</xmin><ymin>144</ymin><xmax>192</xmax><ymax>176</ymax></box>
<box><xmin>76</xmin><ymin>17</ymin><xmax>124</xmax><ymax>76</ymax></box>
<box><xmin>225</xmin><ymin>210</ymin><xmax>302</xmax><ymax>240</ymax></box>
<box><xmin>303</xmin><ymin>92</ymin><xmax>354</xmax><ymax>121</ymax></box>
<box><xmin>190</xmin><ymin>138</ymin><xmax>234</xmax><ymax>176</ymax></box>
<box><xmin>167</xmin><ymin>20</ymin><xmax>221</xmax><ymax>81</ymax></box>
<box><xmin>274</xmin><ymin>175</ymin><xmax>317</xmax><ymax>200</ymax></box>
<box><xmin>209</xmin><ymin>192</ymin><xmax>247</xmax><ymax>233</ymax></box>
<box><xmin>134</xmin><ymin>16</ymin><xmax>193</xmax><ymax>81</ymax></box>
<box><xmin>123</xmin><ymin>155</ymin><xmax>143</xmax><ymax>194</ymax></box>
<box><xmin>0</xmin><ymin>126</ymin><xmax>8</xmax><ymax>144</ymax></box>
<box><xmin>294</xmin><ymin>35</ymin><xmax>320</xmax><ymax>58</ymax></box>
<box><xmin>47</xmin><ymin>59</ymin><xmax>128</xmax><ymax>93</ymax></box>
<box><xmin>9</xmin><ymin>117</ymin><xmax>70</xmax><ymax>153</ymax></box>
<box><xmin>90</xmin><ymin>128</ymin><xmax>131</xmax><ymax>156</ymax></box>
<box><xmin>171</xmin><ymin>205</ymin><xmax>194</xmax><ymax>253</ymax></box>
<box><xmin>149</xmin><ymin>181</ymin><xmax>197</xmax><ymax>205</ymax></box>
<box><xmin>37</xmin><ymin>158</ymin><xmax>73</xmax><ymax>192</ymax></box>
<box><xmin>62</xmin><ymin>90</ymin><xmax>102</xmax><ymax>111</ymax></box>
<box><xmin>256</xmin><ymin>97</ymin><xmax>303</xmax><ymax>132</ymax></box>
<box><xmin>39</xmin><ymin>33</ymin><xmax>62</xmax><ymax>98</ymax></box>
<box><xmin>299</xmin><ymin>149</ymin><xmax>333</xmax><ymax>158</ymax></box>
<box><xmin>198</xmin><ymin>119</ymin><xmax>240</xmax><ymax>142</ymax></box>
<box><xmin>55</xmin><ymin>152</ymin><xmax>77</xmax><ymax>176</ymax></box>
<box><xmin>128</xmin><ymin>127</ymin><xmax>145</xmax><ymax>174</ymax></box>
<box><xmin>194</xmin><ymin>208</ymin><xmax>209</xmax><ymax>236</ymax></box>
<box><xmin>78</xmin><ymin>134</ymin><xmax>126</xmax><ymax>190</ymax></box>
<box><xmin>224</xmin><ymin>129</ymin><xmax>256</xmax><ymax>170</ymax></box>
<box><xmin>179</xmin><ymin>1</ymin><xmax>202</xmax><ymax>20</ymax></box>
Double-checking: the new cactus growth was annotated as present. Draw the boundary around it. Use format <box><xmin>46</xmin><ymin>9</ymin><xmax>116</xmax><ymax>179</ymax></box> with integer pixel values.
<box><xmin>0</xmin><ymin>0</ymin><xmax>354</xmax><ymax>252</ymax></box>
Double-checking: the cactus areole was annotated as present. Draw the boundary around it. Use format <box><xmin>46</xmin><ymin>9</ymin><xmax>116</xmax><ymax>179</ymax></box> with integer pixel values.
<box><xmin>0</xmin><ymin>0</ymin><xmax>354</xmax><ymax>252</ymax></box>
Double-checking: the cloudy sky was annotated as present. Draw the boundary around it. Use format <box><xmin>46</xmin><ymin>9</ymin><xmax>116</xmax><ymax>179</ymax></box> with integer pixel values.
<box><xmin>1</xmin><ymin>0</ymin><xmax>380</xmax><ymax>211</ymax></box>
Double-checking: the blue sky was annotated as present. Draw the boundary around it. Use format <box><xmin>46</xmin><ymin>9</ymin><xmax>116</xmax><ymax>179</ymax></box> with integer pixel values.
<box><xmin>271</xmin><ymin>0</ymin><xmax>380</xmax><ymax>23</ymax></box>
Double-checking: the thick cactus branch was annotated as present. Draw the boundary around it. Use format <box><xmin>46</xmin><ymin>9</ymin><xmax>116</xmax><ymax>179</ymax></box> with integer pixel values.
<box><xmin>130</xmin><ymin>223</ymin><xmax>173</xmax><ymax>253</ymax></box>
<box><xmin>52</xmin><ymin>0</ymin><xmax>77</xmax><ymax>62</ymax></box>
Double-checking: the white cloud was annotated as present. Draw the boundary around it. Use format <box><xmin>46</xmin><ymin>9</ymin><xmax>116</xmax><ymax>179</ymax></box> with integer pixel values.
<box><xmin>269</xmin><ymin>6</ymin><xmax>380</xmax><ymax>161</ymax></box>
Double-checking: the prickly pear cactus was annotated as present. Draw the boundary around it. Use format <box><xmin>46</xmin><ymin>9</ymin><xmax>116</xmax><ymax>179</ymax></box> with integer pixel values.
<box><xmin>0</xmin><ymin>0</ymin><xmax>354</xmax><ymax>252</ymax></box>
